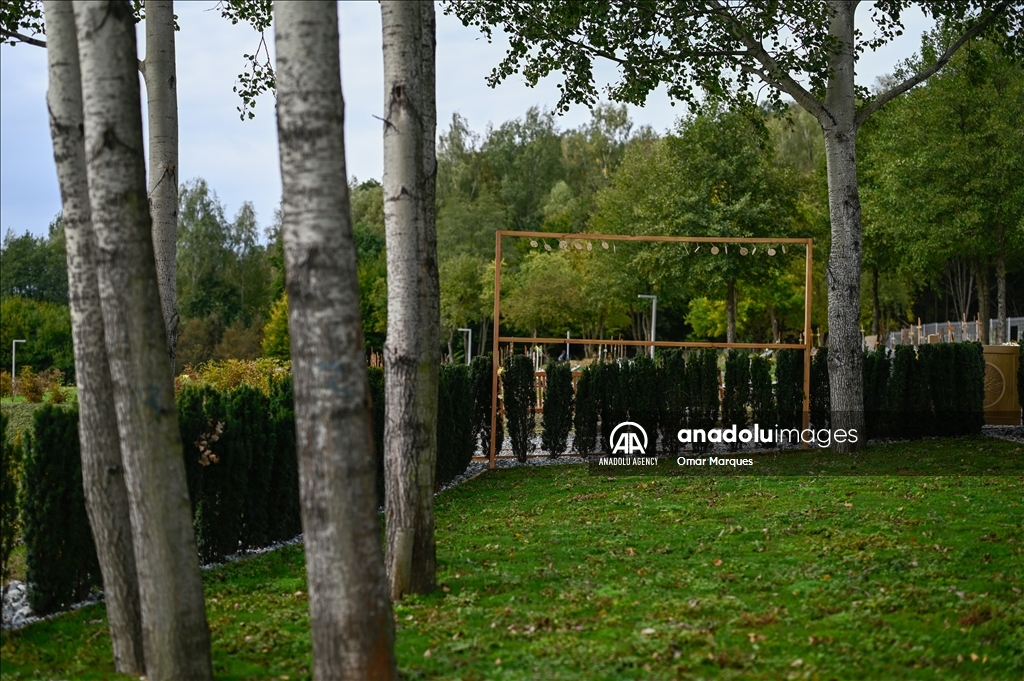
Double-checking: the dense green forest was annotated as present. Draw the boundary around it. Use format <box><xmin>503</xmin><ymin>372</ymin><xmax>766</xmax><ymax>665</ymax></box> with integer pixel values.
<box><xmin>2</xmin><ymin>37</ymin><xmax>1021</xmax><ymax>380</ymax></box>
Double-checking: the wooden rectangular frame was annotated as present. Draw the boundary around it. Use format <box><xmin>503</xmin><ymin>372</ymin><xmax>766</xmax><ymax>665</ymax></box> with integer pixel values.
<box><xmin>488</xmin><ymin>231</ymin><xmax>814</xmax><ymax>468</ymax></box>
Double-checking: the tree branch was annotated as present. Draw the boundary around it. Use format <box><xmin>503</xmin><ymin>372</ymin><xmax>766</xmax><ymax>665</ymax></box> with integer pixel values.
<box><xmin>706</xmin><ymin>0</ymin><xmax>830</xmax><ymax>124</ymax></box>
<box><xmin>0</xmin><ymin>27</ymin><xmax>47</xmax><ymax>48</ymax></box>
<box><xmin>856</xmin><ymin>1</ymin><xmax>1010</xmax><ymax>126</ymax></box>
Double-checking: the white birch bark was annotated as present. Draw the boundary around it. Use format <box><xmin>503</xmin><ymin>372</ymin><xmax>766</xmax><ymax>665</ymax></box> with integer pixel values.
<box><xmin>142</xmin><ymin>0</ymin><xmax>179</xmax><ymax>363</ymax></box>
<box><xmin>273</xmin><ymin>3</ymin><xmax>398</xmax><ymax>678</ymax></box>
<box><xmin>72</xmin><ymin>2</ymin><xmax>212</xmax><ymax>678</ymax></box>
<box><xmin>381</xmin><ymin>0</ymin><xmax>440</xmax><ymax>600</ymax></box>
<box><xmin>42</xmin><ymin>2</ymin><xmax>144</xmax><ymax>673</ymax></box>
<box><xmin>819</xmin><ymin>2</ymin><xmax>864</xmax><ymax>452</ymax></box>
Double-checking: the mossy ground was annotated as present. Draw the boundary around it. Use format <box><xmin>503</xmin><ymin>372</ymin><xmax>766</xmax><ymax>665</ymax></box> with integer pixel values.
<box><xmin>2</xmin><ymin>435</ymin><xmax>1022</xmax><ymax>680</ymax></box>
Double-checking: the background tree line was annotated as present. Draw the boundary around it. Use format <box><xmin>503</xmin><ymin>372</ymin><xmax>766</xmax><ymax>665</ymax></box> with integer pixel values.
<box><xmin>3</xmin><ymin>36</ymin><xmax>1022</xmax><ymax>385</ymax></box>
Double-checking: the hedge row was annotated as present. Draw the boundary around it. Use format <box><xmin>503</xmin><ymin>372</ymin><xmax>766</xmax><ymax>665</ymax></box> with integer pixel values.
<box><xmin>178</xmin><ymin>378</ymin><xmax>300</xmax><ymax>563</ymax></box>
<box><xmin>863</xmin><ymin>342</ymin><xmax>985</xmax><ymax>440</ymax></box>
<box><xmin>10</xmin><ymin>406</ymin><xmax>100</xmax><ymax>615</ymax></box>
<box><xmin>568</xmin><ymin>349</ymin><xmax>724</xmax><ymax>456</ymax></box>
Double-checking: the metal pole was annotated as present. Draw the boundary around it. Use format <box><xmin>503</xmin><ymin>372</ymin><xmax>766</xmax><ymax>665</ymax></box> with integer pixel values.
<box><xmin>638</xmin><ymin>295</ymin><xmax>657</xmax><ymax>359</ymax></box>
<box><xmin>11</xmin><ymin>339</ymin><xmax>25</xmax><ymax>398</ymax></box>
<box><xmin>458</xmin><ymin>328</ymin><xmax>472</xmax><ymax>365</ymax></box>
<box><xmin>489</xmin><ymin>233</ymin><xmax>502</xmax><ymax>469</ymax></box>
<box><xmin>566</xmin><ymin>331</ymin><xmax>570</xmax><ymax>360</ymax></box>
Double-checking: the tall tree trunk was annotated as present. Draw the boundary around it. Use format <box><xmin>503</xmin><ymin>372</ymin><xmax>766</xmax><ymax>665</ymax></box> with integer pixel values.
<box><xmin>72</xmin><ymin>3</ymin><xmax>212</xmax><ymax>678</ymax></box>
<box><xmin>273</xmin><ymin>3</ymin><xmax>398</xmax><ymax>678</ymax></box>
<box><xmin>996</xmin><ymin>226</ymin><xmax>1006</xmax><ymax>344</ymax></box>
<box><xmin>871</xmin><ymin>266</ymin><xmax>881</xmax><ymax>337</ymax></box>
<box><xmin>974</xmin><ymin>258</ymin><xmax>990</xmax><ymax>344</ymax></box>
<box><xmin>141</xmin><ymin>0</ymin><xmax>179</xmax><ymax>364</ymax></box>
<box><xmin>381</xmin><ymin>0</ymin><xmax>440</xmax><ymax>601</ymax></box>
<box><xmin>726</xmin><ymin>280</ymin><xmax>736</xmax><ymax>343</ymax></box>
<box><xmin>819</xmin><ymin>2</ymin><xmax>865</xmax><ymax>453</ymax></box>
<box><xmin>43</xmin><ymin>2</ymin><xmax>144</xmax><ymax>674</ymax></box>
<box><xmin>478</xmin><ymin>316</ymin><xmax>487</xmax><ymax>357</ymax></box>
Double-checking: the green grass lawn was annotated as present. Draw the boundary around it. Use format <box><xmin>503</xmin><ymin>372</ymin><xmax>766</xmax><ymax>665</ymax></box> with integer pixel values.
<box><xmin>2</xmin><ymin>435</ymin><xmax>1022</xmax><ymax>680</ymax></box>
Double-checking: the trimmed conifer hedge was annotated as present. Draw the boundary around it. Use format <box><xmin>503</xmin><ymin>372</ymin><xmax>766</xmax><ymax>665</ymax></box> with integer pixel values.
<box><xmin>810</xmin><ymin>347</ymin><xmax>830</xmax><ymax>429</ymax></box>
<box><xmin>367</xmin><ymin>367</ymin><xmax>385</xmax><ymax>507</ymax></box>
<box><xmin>722</xmin><ymin>350</ymin><xmax>750</xmax><ymax>449</ymax></box>
<box><xmin>572</xmin><ymin>363</ymin><xmax>599</xmax><ymax>457</ymax></box>
<box><xmin>437</xmin><ymin>364</ymin><xmax>475</xmax><ymax>485</ymax></box>
<box><xmin>689</xmin><ymin>349</ymin><xmax>719</xmax><ymax>452</ymax></box>
<box><xmin>775</xmin><ymin>349</ymin><xmax>802</xmax><ymax>431</ymax></box>
<box><xmin>503</xmin><ymin>353</ymin><xmax>536</xmax><ymax>462</ymax></box>
<box><xmin>862</xmin><ymin>347</ymin><xmax>890</xmax><ymax>440</ymax></box>
<box><xmin>21</xmin><ymin>406</ymin><xmax>99</xmax><ymax>615</ymax></box>
<box><xmin>627</xmin><ymin>355</ymin><xmax>660</xmax><ymax>453</ymax></box>
<box><xmin>749</xmin><ymin>353</ymin><xmax>774</xmax><ymax>430</ymax></box>
<box><xmin>597</xmin><ymin>362</ymin><xmax>626</xmax><ymax>453</ymax></box>
<box><xmin>541</xmin><ymin>360</ymin><xmax>573</xmax><ymax>458</ymax></box>
<box><xmin>658</xmin><ymin>350</ymin><xmax>687</xmax><ymax>456</ymax></box>
<box><xmin>1</xmin><ymin>413</ymin><xmax>21</xmax><ymax>586</ymax></box>
<box><xmin>470</xmin><ymin>355</ymin><xmax>503</xmax><ymax>459</ymax></box>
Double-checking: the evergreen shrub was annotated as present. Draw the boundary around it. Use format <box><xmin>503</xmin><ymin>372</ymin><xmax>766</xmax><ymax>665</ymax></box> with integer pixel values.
<box><xmin>503</xmin><ymin>354</ymin><xmax>535</xmax><ymax>462</ymax></box>
<box><xmin>21</xmin><ymin>406</ymin><xmax>99</xmax><ymax>614</ymax></box>
<box><xmin>689</xmin><ymin>349</ymin><xmax>719</xmax><ymax>452</ymax></box>
<box><xmin>954</xmin><ymin>342</ymin><xmax>985</xmax><ymax>435</ymax></box>
<box><xmin>722</xmin><ymin>351</ymin><xmax>750</xmax><ymax>446</ymax></box>
<box><xmin>749</xmin><ymin>354</ymin><xmax>774</xmax><ymax>431</ymax></box>
<box><xmin>926</xmin><ymin>343</ymin><xmax>956</xmax><ymax>437</ymax></box>
<box><xmin>541</xmin><ymin>360</ymin><xmax>573</xmax><ymax>458</ymax></box>
<box><xmin>572</xmin><ymin>363</ymin><xmax>599</xmax><ymax>457</ymax></box>
<box><xmin>658</xmin><ymin>350</ymin><xmax>687</xmax><ymax>456</ymax></box>
<box><xmin>862</xmin><ymin>348</ymin><xmax>891</xmax><ymax>440</ymax></box>
<box><xmin>598</xmin><ymin>362</ymin><xmax>626</xmax><ymax>453</ymax></box>
<box><xmin>437</xmin><ymin>364</ymin><xmax>475</xmax><ymax>485</ymax></box>
<box><xmin>267</xmin><ymin>375</ymin><xmax>300</xmax><ymax>541</ymax></box>
<box><xmin>367</xmin><ymin>367</ymin><xmax>385</xmax><ymax>508</ymax></box>
<box><xmin>627</xmin><ymin>355</ymin><xmax>660</xmax><ymax>453</ymax></box>
<box><xmin>1</xmin><ymin>413</ymin><xmax>21</xmax><ymax>585</ymax></box>
<box><xmin>774</xmin><ymin>349</ymin><xmax>802</xmax><ymax>431</ymax></box>
<box><xmin>810</xmin><ymin>347</ymin><xmax>830</xmax><ymax>429</ymax></box>
<box><xmin>470</xmin><ymin>355</ymin><xmax>503</xmax><ymax>460</ymax></box>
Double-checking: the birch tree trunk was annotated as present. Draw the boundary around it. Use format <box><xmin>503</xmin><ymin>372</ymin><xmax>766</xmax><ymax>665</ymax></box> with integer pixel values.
<box><xmin>975</xmin><ymin>259</ymin><xmax>990</xmax><ymax>344</ymax></box>
<box><xmin>72</xmin><ymin>3</ymin><xmax>212</xmax><ymax>678</ymax></box>
<box><xmin>43</xmin><ymin>2</ymin><xmax>144</xmax><ymax>674</ymax></box>
<box><xmin>381</xmin><ymin>0</ymin><xmax>440</xmax><ymax>600</ymax></box>
<box><xmin>818</xmin><ymin>2</ymin><xmax>864</xmax><ymax>453</ymax></box>
<box><xmin>871</xmin><ymin>267</ymin><xmax>881</xmax><ymax>337</ymax></box>
<box><xmin>142</xmin><ymin>0</ymin><xmax>179</xmax><ymax>363</ymax></box>
<box><xmin>273</xmin><ymin>3</ymin><xmax>398</xmax><ymax>678</ymax></box>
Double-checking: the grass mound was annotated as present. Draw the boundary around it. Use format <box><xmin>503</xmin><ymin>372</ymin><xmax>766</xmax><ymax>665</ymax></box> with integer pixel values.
<box><xmin>2</xmin><ymin>436</ymin><xmax>1022</xmax><ymax>679</ymax></box>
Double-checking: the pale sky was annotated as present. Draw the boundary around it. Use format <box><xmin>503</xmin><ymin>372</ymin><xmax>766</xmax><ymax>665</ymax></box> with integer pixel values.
<box><xmin>0</xmin><ymin>2</ymin><xmax>932</xmax><ymax>240</ymax></box>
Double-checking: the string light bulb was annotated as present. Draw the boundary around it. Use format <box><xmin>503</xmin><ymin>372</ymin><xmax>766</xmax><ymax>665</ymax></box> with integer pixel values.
<box><xmin>573</xmin><ymin>240</ymin><xmax>583</xmax><ymax>249</ymax></box>
<box><xmin>601</xmin><ymin>241</ymin><xmax>609</xmax><ymax>249</ymax></box>
<box><xmin>586</xmin><ymin>242</ymin><xmax>593</xmax><ymax>251</ymax></box>
<box><xmin>530</xmin><ymin>240</ymin><xmax>538</xmax><ymax>248</ymax></box>
<box><xmin>544</xmin><ymin>243</ymin><xmax>552</xmax><ymax>251</ymax></box>
<box><xmin>710</xmin><ymin>245</ymin><xmax>720</xmax><ymax>255</ymax></box>
<box><xmin>768</xmin><ymin>247</ymin><xmax>776</xmax><ymax>256</ymax></box>
<box><xmin>559</xmin><ymin>240</ymin><xmax>568</xmax><ymax>249</ymax></box>
<box><xmin>740</xmin><ymin>246</ymin><xmax>748</xmax><ymax>256</ymax></box>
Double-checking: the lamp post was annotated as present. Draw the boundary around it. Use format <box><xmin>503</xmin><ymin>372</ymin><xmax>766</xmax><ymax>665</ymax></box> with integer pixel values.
<box><xmin>11</xmin><ymin>339</ymin><xmax>25</xmax><ymax>398</ymax></box>
<box><xmin>637</xmin><ymin>295</ymin><xmax>657</xmax><ymax>359</ymax></box>
<box><xmin>458</xmin><ymin>328</ymin><xmax>472</xmax><ymax>365</ymax></box>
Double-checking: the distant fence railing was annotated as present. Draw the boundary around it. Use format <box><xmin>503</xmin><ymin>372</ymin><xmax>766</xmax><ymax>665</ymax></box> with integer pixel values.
<box><xmin>883</xmin><ymin>317</ymin><xmax>1023</xmax><ymax>348</ymax></box>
